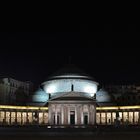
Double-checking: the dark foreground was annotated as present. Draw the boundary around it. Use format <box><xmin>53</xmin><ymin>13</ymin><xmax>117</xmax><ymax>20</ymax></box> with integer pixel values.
<box><xmin>1</xmin><ymin>126</ymin><xmax>140</xmax><ymax>140</ymax></box>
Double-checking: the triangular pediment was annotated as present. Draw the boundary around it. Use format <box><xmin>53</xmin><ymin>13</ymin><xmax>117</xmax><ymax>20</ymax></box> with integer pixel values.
<box><xmin>61</xmin><ymin>92</ymin><xmax>86</xmax><ymax>97</ymax></box>
<box><xmin>50</xmin><ymin>92</ymin><xmax>95</xmax><ymax>101</ymax></box>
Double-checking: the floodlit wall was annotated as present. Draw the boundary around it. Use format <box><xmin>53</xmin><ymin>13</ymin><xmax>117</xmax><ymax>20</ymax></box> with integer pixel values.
<box><xmin>42</xmin><ymin>79</ymin><xmax>98</xmax><ymax>97</ymax></box>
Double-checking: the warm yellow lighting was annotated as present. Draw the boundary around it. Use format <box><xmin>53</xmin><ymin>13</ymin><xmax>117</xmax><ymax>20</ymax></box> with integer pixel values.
<box><xmin>0</xmin><ymin>105</ymin><xmax>48</xmax><ymax>110</ymax></box>
<box><xmin>97</xmin><ymin>105</ymin><xmax>140</xmax><ymax>110</ymax></box>
<box><xmin>1</xmin><ymin>105</ymin><xmax>140</xmax><ymax>111</ymax></box>
<box><xmin>120</xmin><ymin>106</ymin><xmax>140</xmax><ymax>109</ymax></box>
<box><xmin>96</xmin><ymin>107</ymin><xmax>119</xmax><ymax>110</ymax></box>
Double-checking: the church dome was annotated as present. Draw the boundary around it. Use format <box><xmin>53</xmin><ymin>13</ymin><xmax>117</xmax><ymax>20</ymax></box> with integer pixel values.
<box><xmin>47</xmin><ymin>64</ymin><xmax>94</xmax><ymax>80</ymax></box>
<box><xmin>41</xmin><ymin>65</ymin><xmax>99</xmax><ymax>98</ymax></box>
<box><xmin>96</xmin><ymin>88</ymin><xmax>111</xmax><ymax>102</ymax></box>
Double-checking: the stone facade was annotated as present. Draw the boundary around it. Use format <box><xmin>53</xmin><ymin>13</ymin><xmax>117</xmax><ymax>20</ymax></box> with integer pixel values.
<box><xmin>48</xmin><ymin>92</ymin><xmax>96</xmax><ymax>126</ymax></box>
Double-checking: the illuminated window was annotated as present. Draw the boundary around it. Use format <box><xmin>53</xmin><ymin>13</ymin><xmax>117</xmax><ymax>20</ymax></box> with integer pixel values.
<box><xmin>96</xmin><ymin>113</ymin><xmax>100</xmax><ymax>124</ymax></box>
<box><xmin>39</xmin><ymin>112</ymin><xmax>44</xmax><ymax>124</ymax></box>
<box><xmin>134</xmin><ymin>112</ymin><xmax>139</xmax><ymax>124</ymax></box>
<box><xmin>107</xmin><ymin>113</ymin><xmax>111</xmax><ymax>124</ymax></box>
<box><xmin>112</xmin><ymin>112</ymin><xmax>116</xmax><ymax>123</ymax></box>
<box><xmin>119</xmin><ymin>112</ymin><xmax>123</xmax><ymax>123</ymax></box>
<box><xmin>101</xmin><ymin>113</ymin><xmax>106</xmax><ymax>124</ymax></box>
<box><xmin>17</xmin><ymin>112</ymin><xmax>22</xmax><ymax>124</ymax></box>
<box><xmin>6</xmin><ymin>112</ymin><xmax>10</xmax><ymax>124</ymax></box>
<box><xmin>22</xmin><ymin>112</ymin><xmax>27</xmax><ymax>125</ymax></box>
<box><xmin>27</xmin><ymin>112</ymin><xmax>32</xmax><ymax>123</ymax></box>
<box><xmin>128</xmin><ymin>112</ymin><xmax>133</xmax><ymax>124</ymax></box>
<box><xmin>11</xmin><ymin>112</ymin><xmax>15</xmax><ymax>124</ymax></box>
<box><xmin>123</xmin><ymin>112</ymin><xmax>128</xmax><ymax>123</ymax></box>
<box><xmin>0</xmin><ymin>111</ymin><xmax>5</xmax><ymax>123</ymax></box>
<box><xmin>44</xmin><ymin>113</ymin><xmax>48</xmax><ymax>124</ymax></box>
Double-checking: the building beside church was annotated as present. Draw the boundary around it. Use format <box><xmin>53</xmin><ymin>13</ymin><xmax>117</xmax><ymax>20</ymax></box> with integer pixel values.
<box><xmin>0</xmin><ymin>78</ymin><xmax>33</xmax><ymax>105</ymax></box>
<box><xmin>1</xmin><ymin>66</ymin><xmax>140</xmax><ymax>127</ymax></box>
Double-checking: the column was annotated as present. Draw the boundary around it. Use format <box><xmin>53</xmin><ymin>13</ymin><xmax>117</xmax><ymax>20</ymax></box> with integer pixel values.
<box><xmin>42</xmin><ymin>112</ymin><xmax>45</xmax><ymax>124</ymax></box>
<box><xmin>138</xmin><ymin>111</ymin><xmax>140</xmax><ymax>125</ymax></box>
<box><xmin>88</xmin><ymin>105</ymin><xmax>90</xmax><ymax>125</ymax></box>
<box><xmin>61</xmin><ymin>105</ymin><xmax>64</xmax><ymax>125</ymax></box>
<box><xmin>127</xmin><ymin>111</ymin><xmax>129</xmax><ymax>124</ymax></box>
<box><xmin>133</xmin><ymin>111</ymin><xmax>135</xmax><ymax>124</ymax></box>
<box><xmin>21</xmin><ymin>111</ymin><xmax>23</xmax><ymax>125</ymax></box>
<box><xmin>15</xmin><ymin>111</ymin><xmax>17</xmax><ymax>124</ymax></box>
<box><xmin>110</xmin><ymin>111</ymin><xmax>112</xmax><ymax>124</ymax></box>
<box><xmin>48</xmin><ymin>105</ymin><xmax>51</xmax><ymax>124</ymax></box>
<box><xmin>105</xmin><ymin>112</ymin><xmax>107</xmax><ymax>125</ymax></box>
<box><xmin>81</xmin><ymin>105</ymin><xmax>83</xmax><ymax>125</ymax></box>
<box><xmin>122</xmin><ymin>111</ymin><xmax>124</xmax><ymax>124</ymax></box>
<box><xmin>25</xmin><ymin>111</ymin><xmax>27</xmax><ymax>125</ymax></box>
<box><xmin>99</xmin><ymin>112</ymin><xmax>101</xmax><ymax>125</ymax></box>
<box><xmin>9</xmin><ymin>111</ymin><xmax>11</xmax><ymax>125</ymax></box>
<box><xmin>93</xmin><ymin>105</ymin><xmax>96</xmax><ymax>125</ymax></box>
<box><xmin>32</xmin><ymin>111</ymin><xmax>34</xmax><ymax>124</ymax></box>
<box><xmin>37</xmin><ymin>111</ymin><xmax>39</xmax><ymax>125</ymax></box>
<box><xmin>68</xmin><ymin>106</ymin><xmax>70</xmax><ymax>125</ymax></box>
<box><xmin>55</xmin><ymin>110</ymin><xmax>57</xmax><ymax>125</ymax></box>
<box><xmin>75</xmin><ymin>106</ymin><xmax>77</xmax><ymax>125</ymax></box>
<box><xmin>4</xmin><ymin>110</ymin><xmax>6</xmax><ymax>125</ymax></box>
<box><xmin>26</xmin><ymin>110</ymin><xmax>28</xmax><ymax>124</ymax></box>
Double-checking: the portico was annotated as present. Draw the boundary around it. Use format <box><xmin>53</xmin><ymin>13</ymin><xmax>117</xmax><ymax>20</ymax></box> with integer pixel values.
<box><xmin>48</xmin><ymin>92</ymin><xmax>96</xmax><ymax>126</ymax></box>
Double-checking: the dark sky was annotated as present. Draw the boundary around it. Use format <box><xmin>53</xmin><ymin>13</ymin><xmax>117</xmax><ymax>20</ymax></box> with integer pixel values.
<box><xmin>0</xmin><ymin>24</ymin><xmax>140</xmax><ymax>86</ymax></box>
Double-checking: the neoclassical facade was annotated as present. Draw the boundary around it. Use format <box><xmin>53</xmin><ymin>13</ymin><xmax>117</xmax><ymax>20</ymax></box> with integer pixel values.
<box><xmin>48</xmin><ymin>92</ymin><xmax>96</xmax><ymax>126</ymax></box>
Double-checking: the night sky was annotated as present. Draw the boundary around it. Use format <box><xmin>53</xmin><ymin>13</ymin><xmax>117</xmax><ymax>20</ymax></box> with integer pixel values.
<box><xmin>0</xmin><ymin>24</ymin><xmax>140</xmax><ymax>86</ymax></box>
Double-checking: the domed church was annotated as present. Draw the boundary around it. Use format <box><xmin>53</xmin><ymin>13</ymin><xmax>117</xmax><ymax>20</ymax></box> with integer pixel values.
<box><xmin>30</xmin><ymin>65</ymin><xmax>113</xmax><ymax>106</ymax></box>
<box><xmin>28</xmin><ymin>65</ymin><xmax>113</xmax><ymax>126</ymax></box>
<box><xmin>0</xmin><ymin>65</ymin><xmax>140</xmax><ymax>127</ymax></box>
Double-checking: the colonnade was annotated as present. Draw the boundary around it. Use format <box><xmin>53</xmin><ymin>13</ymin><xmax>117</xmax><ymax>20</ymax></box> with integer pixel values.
<box><xmin>96</xmin><ymin>110</ymin><xmax>140</xmax><ymax>125</ymax></box>
<box><xmin>1</xmin><ymin>105</ymin><xmax>140</xmax><ymax>126</ymax></box>
<box><xmin>0</xmin><ymin>106</ymin><xmax>48</xmax><ymax>125</ymax></box>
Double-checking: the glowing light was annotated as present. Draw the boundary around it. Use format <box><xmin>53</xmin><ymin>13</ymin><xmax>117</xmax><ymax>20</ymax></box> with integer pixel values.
<box><xmin>46</xmin><ymin>85</ymin><xmax>56</xmax><ymax>93</ymax></box>
<box><xmin>1</xmin><ymin>105</ymin><xmax>140</xmax><ymax>111</ymax></box>
<box><xmin>43</xmin><ymin>79</ymin><xmax>98</xmax><ymax>95</ymax></box>
<box><xmin>83</xmin><ymin>85</ymin><xmax>97</xmax><ymax>95</ymax></box>
<box><xmin>0</xmin><ymin>105</ymin><xmax>48</xmax><ymax>110</ymax></box>
<box><xmin>97</xmin><ymin>105</ymin><xmax>140</xmax><ymax>110</ymax></box>
<box><xmin>96</xmin><ymin>107</ymin><xmax>119</xmax><ymax>110</ymax></box>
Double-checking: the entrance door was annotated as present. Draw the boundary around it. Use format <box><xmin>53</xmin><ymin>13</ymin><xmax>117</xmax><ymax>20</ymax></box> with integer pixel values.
<box><xmin>70</xmin><ymin>111</ymin><xmax>75</xmax><ymax>125</ymax></box>
<box><xmin>57</xmin><ymin>115</ymin><xmax>60</xmax><ymax>125</ymax></box>
<box><xmin>84</xmin><ymin>115</ymin><xmax>88</xmax><ymax>125</ymax></box>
